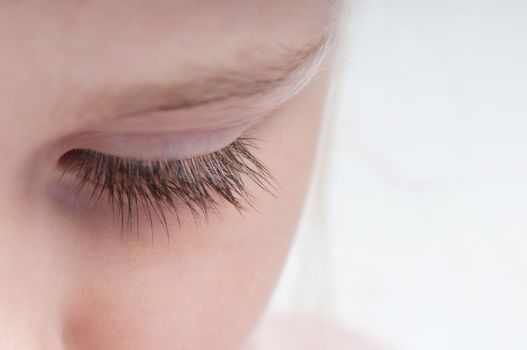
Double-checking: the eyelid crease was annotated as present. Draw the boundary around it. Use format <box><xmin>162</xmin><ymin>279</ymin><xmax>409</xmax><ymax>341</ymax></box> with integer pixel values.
<box><xmin>78</xmin><ymin>100</ymin><xmax>272</xmax><ymax>136</ymax></box>
<box><xmin>57</xmin><ymin>137</ymin><xmax>277</xmax><ymax>239</ymax></box>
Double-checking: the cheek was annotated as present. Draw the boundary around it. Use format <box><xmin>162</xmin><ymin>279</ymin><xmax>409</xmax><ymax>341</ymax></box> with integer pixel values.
<box><xmin>58</xmin><ymin>71</ymin><xmax>330</xmax><ymax>350</ymax></box>
<box><xmin>63</xmin><ymin>244</ymin><xmax>286</xmax><ymax>349</ymax></box>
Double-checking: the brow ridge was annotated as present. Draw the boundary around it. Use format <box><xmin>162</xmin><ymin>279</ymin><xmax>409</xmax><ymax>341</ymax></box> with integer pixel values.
<box><xmin>63</xmin><ymin>33</ymin><xmax>333</xmax><ymax>124</ymax></box>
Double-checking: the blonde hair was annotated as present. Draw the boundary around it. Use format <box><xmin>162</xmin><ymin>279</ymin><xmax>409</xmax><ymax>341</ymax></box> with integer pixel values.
<box><xmin>267</xmin><ymin>0</ymin><xmax>352</xmax><ymax>321</ymax></box>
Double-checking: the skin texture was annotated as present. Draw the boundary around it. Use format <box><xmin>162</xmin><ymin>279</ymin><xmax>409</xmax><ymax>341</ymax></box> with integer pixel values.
<box><xmin>0</xmin><ymin>1</ymin><xmax>337</xmax><ymax>349</ymax></box>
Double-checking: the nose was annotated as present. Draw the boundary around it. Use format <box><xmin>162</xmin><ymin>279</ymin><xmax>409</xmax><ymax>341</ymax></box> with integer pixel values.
<box><xmin>0</xmin><ymin>75</ymin><xmax>67</xmax><ymax>350</ymax></box>
<box><xmin>0</xmin><ymin>316</ymin><xmax>65</xmax><ymax>350</ymax></box>
<box><xmin>0</xmin><ymin>218</ymin><xmax>66</xmax><ymax>350</ymax></box>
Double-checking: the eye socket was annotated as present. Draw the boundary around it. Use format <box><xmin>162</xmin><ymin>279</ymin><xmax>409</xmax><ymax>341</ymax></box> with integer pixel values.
<box><xmin>57</xmin><ymin>137</ymin><xmax>276</xmax><ymax>236</ymax></box>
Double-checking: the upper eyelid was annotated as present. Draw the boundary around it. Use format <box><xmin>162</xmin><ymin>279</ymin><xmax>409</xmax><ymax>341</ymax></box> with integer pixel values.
<box><xmin>55</xmin><ymin>116</ymin><xmax>265</xmax><ymax>162</ymax></box>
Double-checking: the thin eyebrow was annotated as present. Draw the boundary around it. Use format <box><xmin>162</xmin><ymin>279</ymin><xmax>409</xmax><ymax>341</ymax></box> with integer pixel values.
<box><xmin>68</xmin><ymin>33</ymin><xmax>333</xmax><ymax>123</ymax></box>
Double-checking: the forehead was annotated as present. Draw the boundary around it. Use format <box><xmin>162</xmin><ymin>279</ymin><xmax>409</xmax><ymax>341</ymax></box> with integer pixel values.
<box><xmin>0</xmin><ymin>0</ymin><xmax>334</xmax><ymax>84</ymax></box>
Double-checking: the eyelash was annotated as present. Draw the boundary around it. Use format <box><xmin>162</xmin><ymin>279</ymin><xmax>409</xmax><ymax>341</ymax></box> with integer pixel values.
<box><xmin>57</xmin><ymin>137</ymin><xmax>276</xmax><ymax>236</ymax></box>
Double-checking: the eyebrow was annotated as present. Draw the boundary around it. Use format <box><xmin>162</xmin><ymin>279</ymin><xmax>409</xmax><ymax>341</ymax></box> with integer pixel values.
<box><xmin>68</xmin><ymin>33</ymin><xmax>333</xmax><ymax>123</ymax></box>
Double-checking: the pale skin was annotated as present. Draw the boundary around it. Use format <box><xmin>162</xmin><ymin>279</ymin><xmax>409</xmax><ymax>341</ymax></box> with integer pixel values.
<box><xmin>0</xmin><ymin>1</ymin><xmax>339</xmax><ymax>349</ymax></box>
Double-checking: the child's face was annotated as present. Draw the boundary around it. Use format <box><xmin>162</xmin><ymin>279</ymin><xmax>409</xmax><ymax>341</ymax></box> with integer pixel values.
<box><xmin>0</xmin><ymin>1</ymin><xmax>335</xmax><ymax>349</ymax></box>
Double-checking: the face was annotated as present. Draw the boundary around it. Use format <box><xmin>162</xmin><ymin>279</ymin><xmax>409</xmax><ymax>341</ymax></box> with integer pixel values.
<box><xmin>0</xmin><ymin>1</ymin><xmax>338</xmax><ymax>349</ymax></box>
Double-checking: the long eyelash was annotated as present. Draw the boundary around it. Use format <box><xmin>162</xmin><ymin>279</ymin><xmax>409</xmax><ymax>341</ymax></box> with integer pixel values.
<box><xmin>58</xmin><ymin>137</ymin><xmax>276</xmax><ymax>237</ymax></box>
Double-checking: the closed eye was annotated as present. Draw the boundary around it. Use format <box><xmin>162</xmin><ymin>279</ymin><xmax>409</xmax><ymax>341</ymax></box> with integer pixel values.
<box><xmin>57</xmin><ymin>137</ymin><xmax>276</xmax><ymax>237</ymax></box>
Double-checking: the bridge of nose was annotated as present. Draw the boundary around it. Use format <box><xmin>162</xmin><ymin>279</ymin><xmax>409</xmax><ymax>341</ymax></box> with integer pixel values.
<box><xmin>0</xmin><ymin>311</ymin><xmax>65</xmax><ymax>350</ymax></box>
<box><xmin>0</xmin><ymin>215</ymin><xmax>68</xmax><ymax>349</ymax></box>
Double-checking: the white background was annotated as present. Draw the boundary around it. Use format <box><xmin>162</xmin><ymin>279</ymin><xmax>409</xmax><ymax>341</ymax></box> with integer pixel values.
<box><xmin>268</xmin><ymin>1</ymin><xmax>527</xmax><ymax>349</ymax></box>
